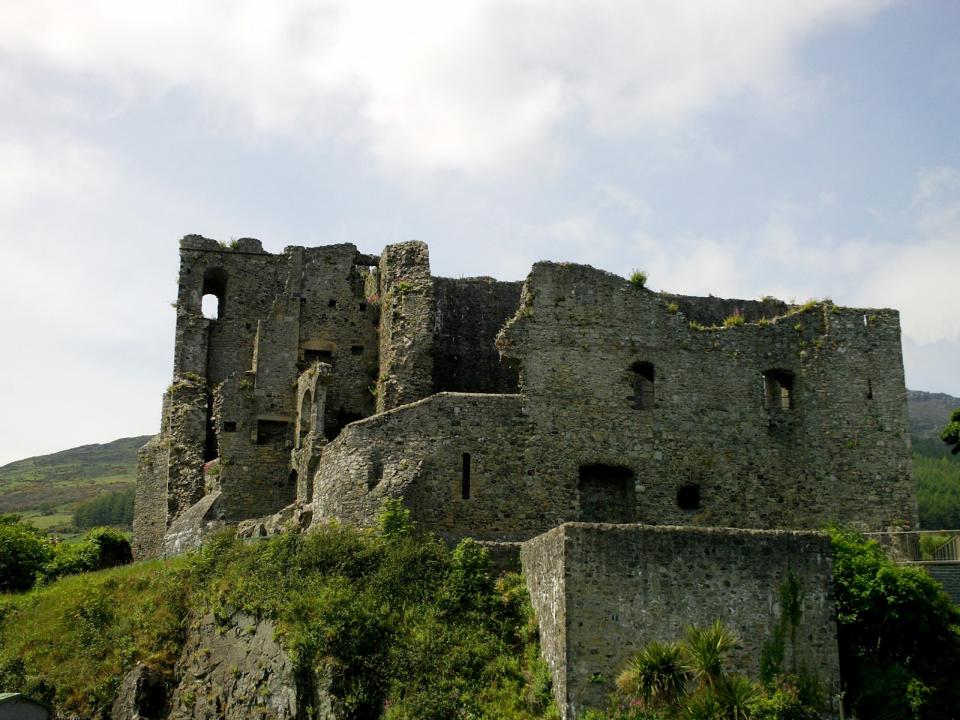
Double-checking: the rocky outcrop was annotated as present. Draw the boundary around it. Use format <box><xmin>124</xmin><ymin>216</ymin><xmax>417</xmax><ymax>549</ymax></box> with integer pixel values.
<box><xmin>113</xmin><ymin>612</ymin><xmax>341</xmax><ymax>720</ymax></box>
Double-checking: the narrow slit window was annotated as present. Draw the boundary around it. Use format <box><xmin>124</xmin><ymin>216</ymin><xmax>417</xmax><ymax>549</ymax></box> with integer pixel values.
<box><xmin>677</xmin><ymin>484</ymin><xmax>701</xmax><ymax>510</ymax></box>
<box><xmin>461</xmin><ymin>453</ymin><xmax>471</xmax><ymax>500</ymax></box>
<box><xmin>630</xmin><ymin>361</ymin><xmax>655</xmax><ymax>410</ymax></box>
<box><xmin>867</xmin><ymin>378</ymin><xmax>873</xmax><ymax>400</ymax></box>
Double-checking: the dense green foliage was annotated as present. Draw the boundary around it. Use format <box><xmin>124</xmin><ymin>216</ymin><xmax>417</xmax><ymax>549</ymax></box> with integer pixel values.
<box><xmin>913</xmin><ymin>436</ymin><xmax>960</xmax><ymax>529</ymax></box>
<box><xmin>188</xmin><ymin>526</ymin><xmax>556</xmax><ymax>720</ymax></box>
<box><xmin>72</xmin><ymin>487</ymin><xmax>135</xmax><ymax>529</ymax></box>
<box><xmin>829</xmin><ymin>527</ymin><xmax>960</xmax><ymax>720</ymax></box>
<box><xmin>587</xmin><ymin>620</ymin><xmax>820</xmax><ymax>720</ymax></box>
<box><xmin>0</xmin><ymin>516</ymin><xmax>132</xmax><ymax>591</ymax></box>
<box><xmin>942</xmin><ymin>408</ymin><xmax>960</xmax><ymax>455</ymax></box>
<box><xmin>1</xmin><ymin>515</ymin><xmax>557</xmax><ymax>720</ymax></box>
<box><xmin>0</xmin><ymin>514</ymin><xmax>53</xmax><ymax>592</ymax></box>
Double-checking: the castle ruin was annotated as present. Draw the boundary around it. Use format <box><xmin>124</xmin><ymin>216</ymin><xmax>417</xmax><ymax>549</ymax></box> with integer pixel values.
<box><xmin>135</xmin><ymin>235</ymin><xmax>917</xmax><ymax>717</ymax></box>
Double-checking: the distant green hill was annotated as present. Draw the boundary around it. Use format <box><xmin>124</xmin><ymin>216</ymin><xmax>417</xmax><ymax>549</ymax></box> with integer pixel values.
<box><xmin>907</xmin><ymin>389</ymin><xmax>960</xmax><ymax>439</ymax></box>
<box><xmin>0</xmin><ymin>436</ymin><xmax>151</xmax><ymax>525</ymax></box>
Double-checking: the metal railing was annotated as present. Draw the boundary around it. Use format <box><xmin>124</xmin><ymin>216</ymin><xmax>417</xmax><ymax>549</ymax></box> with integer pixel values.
<box><xmin>864</xmin><ymin>530</ymin><xmax>960</xmax><ymax>564</ymax></box>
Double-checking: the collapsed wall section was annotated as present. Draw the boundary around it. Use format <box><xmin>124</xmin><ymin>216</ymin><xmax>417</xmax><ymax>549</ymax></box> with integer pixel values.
<box><xmin>432</xmin><ymin>277</ymin><xmax>522</xmax><ymax>393</ymax></box>
<box><xmin>521</xmin><ymin>523</ymin><xmax>840</xmax><ymax>719</ymax></box>
<box><xmin>497</xmin><ymin>262</ymin><xmax>916</xmax><ymax>532</ymax></box>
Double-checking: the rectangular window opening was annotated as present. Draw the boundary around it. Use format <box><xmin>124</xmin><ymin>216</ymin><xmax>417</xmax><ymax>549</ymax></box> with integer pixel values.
<box><xmin>223</xmin><ymin>421</ymin><xmax>237</xmax><ymax>433</ymax></box>
<box><xmin>256</xmin><ymin>420</ymin><xmax>288</xmax><ymax>446</ymax></box>
<box><xmin>304</xmin><ymin>349</ymin><xmax>333</xmax><ymax>364</ymax></box>
<box><xmin>461</xmin><ymin>453</ymin><xmax>471</xmax><ymax>500</ymax></box>
<box><xmin>351</xmin><ymin>345</ymin><xmax>364</xmax><ymax>355</ymax></box>
<box><xmin>328</xmin><ymin>298</ymin><xmax>338</xmax><ymax>308</ymax></box>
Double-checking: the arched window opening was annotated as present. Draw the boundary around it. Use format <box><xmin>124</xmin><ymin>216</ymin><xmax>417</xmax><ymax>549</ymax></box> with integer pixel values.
<box><xmin>298</xmin><ymin>390</ymin><xmax>313</xmax><ymax>445</ymax></box>
<box><xmin>201</xmin><ymin>294</ymin><xmax>220</xmax><ymax>319</ymax></box>
<box><xmin>630</xmin><ymin>361</ymin><xmax>655</xmax><ymax>410</ymax></box>
<box><xmin>201</xmin><ymin>267</ymin><xmax>228</xmax><ymax>320</ymax></box>
<box><xmin>762</xmin><ymin>369</ymin><xmax>794</xmax><ymax>410</ymax></box>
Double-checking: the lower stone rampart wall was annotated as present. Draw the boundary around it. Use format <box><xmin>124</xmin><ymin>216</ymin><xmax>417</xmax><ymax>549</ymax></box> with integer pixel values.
<box><xmin>522</xmin><ymin>523</ymin><xmax>840</xmax><ymax>720</ymax></box>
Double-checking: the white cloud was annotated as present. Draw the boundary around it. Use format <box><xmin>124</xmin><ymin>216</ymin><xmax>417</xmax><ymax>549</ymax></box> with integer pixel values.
<box><xmin>0</xmin><ymin>136</ymin><xmax>119</xmax><ymax>215</ymax></box>
<box><xmin>0</xmin><ymin>0</ymin><xmax>893</xmax><ymax>177</ymax></box>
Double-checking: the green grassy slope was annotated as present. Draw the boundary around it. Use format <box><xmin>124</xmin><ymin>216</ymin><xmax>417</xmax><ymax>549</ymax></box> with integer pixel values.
<box><xmin>0</xmin><ymin>522</ymin><xmax>557</xmax><ymax>720</ymax></box>
<box><xmin>0</xmin><ymin>436</ymin><xmax>150</xmax><ymax>521</ymax></box>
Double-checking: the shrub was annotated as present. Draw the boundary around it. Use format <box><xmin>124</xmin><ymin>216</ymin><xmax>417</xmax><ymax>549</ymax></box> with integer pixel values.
<box><xmin>941</xmin><ymin>408</ymin><xmax>960</xmax><ymax>455</ymax></box>
<box><xmin>0</xmin><ymin>517</ymin><xmax>53</xmax><ymax>592</ymax></box>
<box><xmin>39</xmin><ymin>527</ymin><xmax>132</xmax><ymax>584</ymax></box>
<box><xmin>723</xmin><ymin>310</ymin><xmax>745</xmax><ymax>328</ymax></box>
<box><xmin>829</xmin><ymin>527</ymin><xmax>960</xmax><ymax>719</ymax></box>
<box><xmin>629</xmin><ymin>270</ymin><xmax>648</xmax><ymax>288</ymax></box>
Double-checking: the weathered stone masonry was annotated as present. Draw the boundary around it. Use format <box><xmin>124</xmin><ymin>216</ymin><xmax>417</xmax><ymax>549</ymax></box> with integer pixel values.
<box><xmin>522</xmin><ymin>524</ymin><xmax>840</xmax><ymax>719</ymax></box>
<box><xmin>136</xmin><ymin>236</ymin><xmax>917</xmax><ymax>718</ymax></box>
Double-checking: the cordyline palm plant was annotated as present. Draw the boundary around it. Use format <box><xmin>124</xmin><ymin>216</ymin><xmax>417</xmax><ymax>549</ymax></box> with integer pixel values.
<box><xmin>616</xmin><ymin>640</ymin><xmax>690</xmax><ymax>710</ymax></box>
<box><xmin>615</xmin><ymin>620</ymin><xmax>759</xmax><ymax>719</ymax></box>
<box><xmin>682</xmin><ymin>619</ymin><xmax>741</xmax><ymax>692</ymax></box>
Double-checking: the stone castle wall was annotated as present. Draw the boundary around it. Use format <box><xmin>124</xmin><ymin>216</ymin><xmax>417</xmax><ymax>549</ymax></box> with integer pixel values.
<box><xmin>496</xmin><ymin>262</ymin><xmax>916</xmax><ymax>532</ymax></box>
<box><xmin>432</xmin><ymin>276</ymin><xmax>522</xmax><ymax>394</ymax></box>
<box><xmin>311</xmin><ymin>392</ymin><xmax>551</xmax><ymax>543</ymax></box>
<box><xmin>521</xmin><ymin>523</ymin><xmax>841</xmax><ymax>719</ymax></box>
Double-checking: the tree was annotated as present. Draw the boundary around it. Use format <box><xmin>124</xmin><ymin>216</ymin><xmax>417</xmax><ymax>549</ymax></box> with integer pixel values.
<box><xmin>0</xmin><ymin>517</ymin><xmax>53</xmax><ymax>592</ymax></box>
<box><xmin>829</xmin><ymin>527</ymin><xmax>960</xmax><ymax>720</ymax></box>
<box><xmin>942</xmin><ymin>408</ymin><xmax>960</xmax><ymax>455</ymax></box>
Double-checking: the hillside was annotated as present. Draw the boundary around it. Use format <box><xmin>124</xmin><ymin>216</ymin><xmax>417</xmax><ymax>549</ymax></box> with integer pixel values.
<box><xmin>908</xmin><ymin>390</ymin><xmax>960</xmax><ymax>439</ymax></box>
<box><xmin>0</xmin><ymin>436</ymin><xmax>150</xmax><ymax>522</ymax></box>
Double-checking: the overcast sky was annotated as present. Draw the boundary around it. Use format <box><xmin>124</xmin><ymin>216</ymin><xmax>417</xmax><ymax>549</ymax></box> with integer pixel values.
<box><xmin>1</xmin><ymin>0</ymin><xmax>958</xmax><ymax>465</ymax></box>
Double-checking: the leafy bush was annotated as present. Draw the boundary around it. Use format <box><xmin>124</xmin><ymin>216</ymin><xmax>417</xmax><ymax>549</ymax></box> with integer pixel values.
<box><xmin>942</xmin><ymin>408</ymin><xmax>960</xmax><ymax>455</ymax></box>
<box><xmin>0</xmin><ymin>516</ymin><xmax>53</xmax><ymax>592</ymax></box>
<box><xmin>629</xmin><ymin>270</ymin><xmax>648</xmax><ymax>288</ymax></box>
<box><xmin>39</xmin><ymin>527</ymin><xmax>132</xmax><ymax>584</ymax></box>
<box><xmin>829</xmin><ymin>527</ymin><xmax>960</xmax><ymax>720</ymax></box>
<box><xmin>723</xmin><ymin>311</ymin><xmax>745</xmax><ymax>328</ymax></box>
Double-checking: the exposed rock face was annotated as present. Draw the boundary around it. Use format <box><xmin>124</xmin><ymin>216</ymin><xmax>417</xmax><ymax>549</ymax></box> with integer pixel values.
<box><xmin>112</xmin><ymin>613</ymin><xmax>342</xmax><ymax>720</ymax></box>
<box><xmin>111</xmin><ymin>664</ymin><xmax>167</xmax><ymax>720</ymax></box>
<box><xmin>167</xmin><ymin>613</ymin><xmax>298</xmax><ymax>720</ymax></box>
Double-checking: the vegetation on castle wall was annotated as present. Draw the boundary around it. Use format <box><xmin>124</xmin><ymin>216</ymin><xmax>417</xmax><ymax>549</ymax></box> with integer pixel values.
<box><xmin>0</xmin><ymin>512</ymin><xmax>558</xmax><ymax>720</ymax></box>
